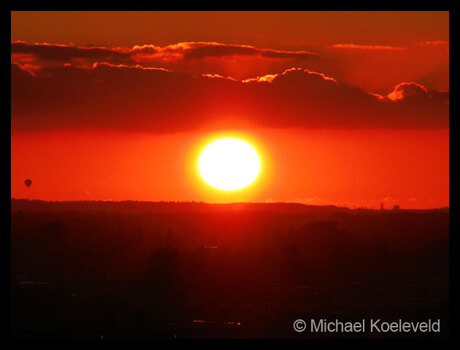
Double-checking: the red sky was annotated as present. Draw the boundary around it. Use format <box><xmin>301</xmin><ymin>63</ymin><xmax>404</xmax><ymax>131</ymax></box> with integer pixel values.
<box><xmin>11</xmin><ymin>11</ymin><xmax>449</xmax><ymax>208</ymax></box>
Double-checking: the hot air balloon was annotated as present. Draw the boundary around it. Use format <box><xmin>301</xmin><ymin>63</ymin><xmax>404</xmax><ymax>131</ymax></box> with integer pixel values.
<box><xmin>24</xmin><ymin>179</ymin><xmax>32</xmax><ymax>188</ymax></box>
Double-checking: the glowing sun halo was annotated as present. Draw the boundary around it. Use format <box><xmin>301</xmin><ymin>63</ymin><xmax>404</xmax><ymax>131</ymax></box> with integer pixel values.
<box><xmin>198</xmin><ymin>138</ymin><xmax>261</xmax><ymax>191</ymax></box>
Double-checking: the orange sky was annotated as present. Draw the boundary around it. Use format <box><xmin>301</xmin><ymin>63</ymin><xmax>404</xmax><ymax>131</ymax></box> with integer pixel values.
<box><xmin>11</xmin><ymin>11</ymin><xmax>449</xmax><ymax>208</ymax></box>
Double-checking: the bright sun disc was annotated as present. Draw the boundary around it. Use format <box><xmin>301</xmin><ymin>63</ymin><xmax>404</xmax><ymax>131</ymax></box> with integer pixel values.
<box><xmin>199</xmin><ymin>138</ymin><xmax>260</xmax><ymax>191</ymax></box>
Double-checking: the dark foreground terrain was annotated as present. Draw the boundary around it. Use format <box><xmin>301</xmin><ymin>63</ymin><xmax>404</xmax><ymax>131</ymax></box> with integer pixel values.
<box><xmin>11</xmin><ymin>199</ymin><xmax>449</xmax><ymax>339</ymax></box>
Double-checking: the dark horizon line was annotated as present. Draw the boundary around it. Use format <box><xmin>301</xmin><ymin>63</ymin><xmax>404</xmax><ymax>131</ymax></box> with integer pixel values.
<box><xmin>10</xmin><ymin>197</ymin><xmax>449</xmax><ymax>211</ymax></box>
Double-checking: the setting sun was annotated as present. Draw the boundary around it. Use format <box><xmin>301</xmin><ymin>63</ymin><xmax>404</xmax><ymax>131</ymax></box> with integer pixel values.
<box><xmin>198</xmin><ymin>138</ymin><xmax>260</xmax><ymax>191</ymax></box>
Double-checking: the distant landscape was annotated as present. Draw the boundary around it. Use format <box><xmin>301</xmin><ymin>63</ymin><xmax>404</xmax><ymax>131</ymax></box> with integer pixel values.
<box><xmin>11</xmin><ymin>199</ymin><xmax>449</xmax><ymax>339</ymax></box>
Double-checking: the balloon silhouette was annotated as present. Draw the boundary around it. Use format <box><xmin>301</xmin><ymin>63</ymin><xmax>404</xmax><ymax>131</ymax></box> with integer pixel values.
<box><xmin>24</xmin><ymin>179</ymin><xmax>32</xmax><ymax>188</ymax></box>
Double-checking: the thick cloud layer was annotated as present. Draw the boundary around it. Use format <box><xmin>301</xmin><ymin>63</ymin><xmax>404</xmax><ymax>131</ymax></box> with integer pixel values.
<box><xmin>11</xmin><ymin>40</ymin><xmax>449</xmax><ymax>92</ymax></box>
<box><xmin>11</xmin><ymin>61</ymin><xmax>448</xmax><ymax>133</ymax></box>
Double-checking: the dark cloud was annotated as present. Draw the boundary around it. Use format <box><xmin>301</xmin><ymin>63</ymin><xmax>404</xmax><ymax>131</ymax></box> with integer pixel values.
<box><xmin>11</xmin><ymin>41</ymin><xmax>317</xmax><ymax>66</ymax></box>
<box><xmin>11</xmin><ymin>63</ymin><xmax>449</xmax><ymax>133</ymax></box>
<box><xmin>181</xmin><ymin>42</ymin><xmax>317</xmax><ymax>61</ymax></box>
<box><xmin>11</xmin><ymin>41</ymin><xmax>134</xmax><ymax>64</ymax></box>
